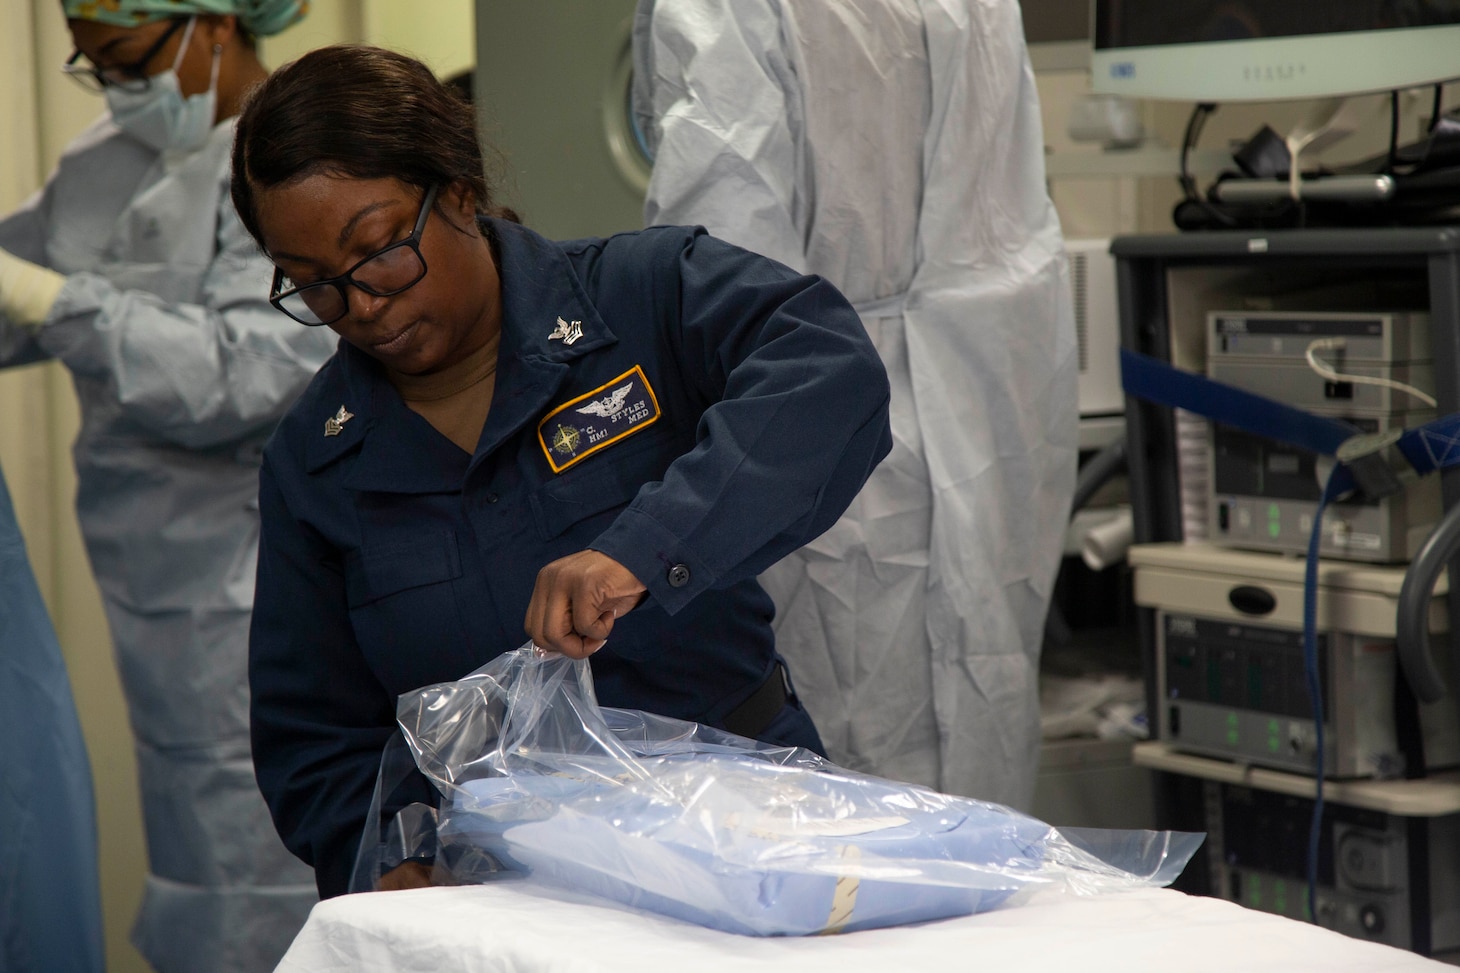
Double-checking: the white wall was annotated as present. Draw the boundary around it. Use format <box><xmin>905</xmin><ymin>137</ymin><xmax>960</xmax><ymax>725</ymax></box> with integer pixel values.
<box><xmin>0</xmin><ymin>2</ymin><xmax>470</xmax><ymax>970</ymax></box>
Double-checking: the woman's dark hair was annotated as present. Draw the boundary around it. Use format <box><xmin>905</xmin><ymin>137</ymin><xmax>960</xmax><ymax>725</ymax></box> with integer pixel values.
<box><xmin>231</xmin><ymin>45</ymin><xmax>513</xmax><ymax>248</ymax></box>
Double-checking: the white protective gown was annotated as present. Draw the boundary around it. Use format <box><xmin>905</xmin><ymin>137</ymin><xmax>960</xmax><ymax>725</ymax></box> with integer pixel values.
<box><xmin>632</xmin><ymin>0</ymin><xmax>1078</xmax><ymax>807</ymax></box>
<box><xmin>0</xmin><ymin>117</ymin><xmax>335</xmax><ymax>972</ymax></box>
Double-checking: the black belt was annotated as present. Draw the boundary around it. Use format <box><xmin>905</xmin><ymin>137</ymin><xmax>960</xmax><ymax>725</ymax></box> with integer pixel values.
<box><xmin>721</xmin><ymin>662</ymin><xmax>791</xmax><ymax>739</ymax></box>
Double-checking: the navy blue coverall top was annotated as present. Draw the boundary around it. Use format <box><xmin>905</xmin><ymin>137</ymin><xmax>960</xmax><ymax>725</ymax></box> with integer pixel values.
<box><xmin>248</xmin><ymin>217</ymin><xmax>893</xmax><ymax>898</ymax></box>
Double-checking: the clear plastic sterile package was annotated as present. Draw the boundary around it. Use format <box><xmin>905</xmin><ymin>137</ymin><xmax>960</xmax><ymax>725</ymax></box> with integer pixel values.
<box><xmin>358</xmin><ymin>643</ymin><xmax>1203</xmax><ymax>936</ymax></box>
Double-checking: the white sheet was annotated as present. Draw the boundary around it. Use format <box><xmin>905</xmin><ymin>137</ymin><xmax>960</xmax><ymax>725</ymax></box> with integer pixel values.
<box><xmin>275</xmin><ymin>881</ymin><xmax>1452</xmax><ymax>972</ymax></box>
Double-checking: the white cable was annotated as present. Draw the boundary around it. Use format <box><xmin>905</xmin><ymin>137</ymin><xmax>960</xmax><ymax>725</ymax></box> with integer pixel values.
<box><xmin>1285</xmin><ymin>104</ymin><xmax>1332</xmax><ymax>200</ymax></box>
<box><xmin>1304</xmin><ymin>337</ymin><xmax>1437</xmax><ymax>407</ymax></box>
<box><xmin>1284</xmin><ymin>98</ymin><xmax>1368</xmax><ymax>201</ymax></box>
<box><xmin>1287</xmin><ymin>137</ymin><xmax>1308</xmax><ymax>201</ymax></box>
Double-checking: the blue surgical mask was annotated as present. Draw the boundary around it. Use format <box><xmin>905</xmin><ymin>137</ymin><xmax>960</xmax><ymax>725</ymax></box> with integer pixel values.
<box><xmin>105</xmin><ymin>18</ymin><xmax>220</xmax><ymax>156</ymax></box>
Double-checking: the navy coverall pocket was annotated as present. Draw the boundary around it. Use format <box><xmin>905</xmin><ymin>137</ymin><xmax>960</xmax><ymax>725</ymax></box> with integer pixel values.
<box><xmin>345</xmin><ymin>530</ymin><xmax>471</xmax><ymax>671</ymax></box>
<box><xmin>529</xmin><ymin>428</ymin><xmax>678</xmax><ymax>542</ymax></box>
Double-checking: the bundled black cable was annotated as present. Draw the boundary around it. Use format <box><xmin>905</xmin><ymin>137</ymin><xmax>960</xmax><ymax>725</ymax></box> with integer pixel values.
<box><xmin>1173</xmin><ymin>102</ymin><xmax>1302</xmax><ymax>230</ymax></box>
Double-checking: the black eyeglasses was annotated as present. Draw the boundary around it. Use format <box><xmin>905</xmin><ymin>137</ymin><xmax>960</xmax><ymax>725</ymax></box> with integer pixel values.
<box><xmin>62</xmin><ymin>18</ymin><xmax>187</xmax><ymax>93</ymax></box>
<box><xmin>269</xmin><ymin>184</ymin><xmax>441</xmax><ymax>327</ymax></box>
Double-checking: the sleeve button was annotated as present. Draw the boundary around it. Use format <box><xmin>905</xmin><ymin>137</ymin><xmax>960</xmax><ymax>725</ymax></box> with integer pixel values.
<box><xmin>667</xmin><ymin>564</ymin><xmax>691</xmax><ymax>588</ymax></box>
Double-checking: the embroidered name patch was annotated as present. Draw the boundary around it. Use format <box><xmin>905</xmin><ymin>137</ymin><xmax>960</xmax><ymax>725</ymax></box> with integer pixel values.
<box><xmin>537</xmin><ymin>365</ymin><xmax>662</xmax><ymax>474</ymax></box>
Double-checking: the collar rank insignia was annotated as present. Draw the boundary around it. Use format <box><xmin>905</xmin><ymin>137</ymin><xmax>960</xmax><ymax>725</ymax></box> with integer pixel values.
<box><xmin>548</xmin><ymin>316</ymin><xmax>584</xmax><ymax>345</ymax></box>
<box><xmin>324</xmin><ymin>405</ymin><xmax>354</xmax><ymax>437</ymax></box>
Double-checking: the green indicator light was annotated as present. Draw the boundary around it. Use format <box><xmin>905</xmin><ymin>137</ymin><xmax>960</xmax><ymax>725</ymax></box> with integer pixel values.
<box><xmin>1267</xmin><ymin>504</ymin><xmax>1281</xmax><ymax>538</ymax></box>
<box><xmin>1248</xmin><ymin>875</ymin><xmax>1263</xmax><ymax>910</ymax></box>
<box><xmin>1274</xmin><ymin>880</ymin><xmax>1287</xmax><ymax>915</ymax></box>
<box><xmin>1267</xmin><ymin>718</ymin><xmax>1281</xmax><ymax>752</ymax></box>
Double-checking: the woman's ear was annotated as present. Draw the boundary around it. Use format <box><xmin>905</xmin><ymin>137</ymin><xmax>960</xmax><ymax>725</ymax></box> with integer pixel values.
<box><xmin>440</xmin><ymin>180</ymin><xmax>483</xmax><ymax>237</ymax></box>
<box><xmin>198</xmin><ymin>13</ymin><xmax>240</xmax><ymax>47</ymax></box>
<box><xmin>445</xmin><ymin>180</ymin><xmax>478</xmax><ymax>220</ymax></box>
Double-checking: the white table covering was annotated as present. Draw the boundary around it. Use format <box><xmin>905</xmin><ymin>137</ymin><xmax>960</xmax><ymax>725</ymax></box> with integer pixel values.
<box><xmin>275</xmin><ymin>881</ymin><xmax>1453</xmax><ymax>972</ymax></box>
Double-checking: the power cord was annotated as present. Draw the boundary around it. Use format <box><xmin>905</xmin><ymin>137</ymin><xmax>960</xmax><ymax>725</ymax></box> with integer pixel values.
<box><xmin>1388</xmin><ymin>91</ymin><xmax>1402</xmax><ymax>174</ymax></box>
<box><xmin>1304</xmin><ymin>338</ymin><xmax>1437</xmax><ymax>408</ymax></box>
<box><xmin>1302</xmin><ymin>471</ymin><xmax>1344</xmax><ymax>927</ymax></box>
<box><xmin>1179</xmin><ymin>102</ymin><xmax>1216</xmax><ymax>201</ymax></box>
<box><xmin>1179</xmin><ymin>102</ymin><xmax>1240</xmax><ymax>228</ymax></box>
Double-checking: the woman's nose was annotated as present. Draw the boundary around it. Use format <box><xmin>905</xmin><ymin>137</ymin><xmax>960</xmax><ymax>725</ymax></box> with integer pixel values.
<box><xmin>345</xmin><ymin>284</ymin><xmax>389</xmax><ymax>322</ymax></box>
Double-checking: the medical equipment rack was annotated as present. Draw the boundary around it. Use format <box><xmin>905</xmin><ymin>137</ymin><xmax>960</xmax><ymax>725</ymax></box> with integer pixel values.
<box><xmin>1132</xmin><ymin>742</ymin><xmax>1460</xmax><ymax>955</ymax></box>
<box><xmin>1129</xmin><ymin>541</ymin><xmax>1458</xmax><ymax>779</ymax></box>
<box><xmin>1114</xmin><ymin>228</ymin><xmax>1460</xmax><ymax>729</ymax></box>
<box><xmin>1112</xmin><ymin>227</ymin><xmax>1460</xmax><ymax>957</ymax></box>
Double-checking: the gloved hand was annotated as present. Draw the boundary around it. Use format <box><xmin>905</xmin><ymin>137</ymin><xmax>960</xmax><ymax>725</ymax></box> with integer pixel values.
<box><xmin>0</xmin><ymin>247</ymin><xmax>65</xmax><ymax>328</ymax></box>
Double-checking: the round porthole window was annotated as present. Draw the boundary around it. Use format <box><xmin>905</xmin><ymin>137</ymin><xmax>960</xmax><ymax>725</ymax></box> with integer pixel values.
<box><xmin>602</xmin><ymin>30</ymin><xmax>653</xmax><ymax>195</ymax></box>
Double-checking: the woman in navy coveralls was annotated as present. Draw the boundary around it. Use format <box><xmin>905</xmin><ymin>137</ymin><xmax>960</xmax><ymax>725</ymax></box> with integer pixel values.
<box><xmin>232</xmin><ymin>45</ymin><xmax>892</xmax><ymax>899</ymax></box>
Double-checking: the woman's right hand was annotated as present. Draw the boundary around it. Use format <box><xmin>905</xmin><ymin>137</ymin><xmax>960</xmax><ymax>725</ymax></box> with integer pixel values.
<box><xmin>524</xmin><ymin>550</ymin><xmax>648</xmax><ymax>658</ymax></box>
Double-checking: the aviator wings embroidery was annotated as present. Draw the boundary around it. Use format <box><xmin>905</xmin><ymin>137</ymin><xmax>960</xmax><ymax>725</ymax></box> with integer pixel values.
<box><xmin>576</xmin><ymin>382</ymin><xmax>633</xmax><ymax>418</ymax></box>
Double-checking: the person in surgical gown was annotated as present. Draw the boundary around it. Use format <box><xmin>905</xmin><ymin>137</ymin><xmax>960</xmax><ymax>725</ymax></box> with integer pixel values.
<box><xmin>0</xmin><ymin>463</ymin><xmax>104</xmax><ymax>973</ymax></box>
<box><xmin>632</xmin><ymin>0</ymin><xmax>1078</xmax><ymax>808</ymax></box>
<box><xmin>0</xmin><ymin>2</ymin><xmax>334</xmax><ymax>970</ymax></box>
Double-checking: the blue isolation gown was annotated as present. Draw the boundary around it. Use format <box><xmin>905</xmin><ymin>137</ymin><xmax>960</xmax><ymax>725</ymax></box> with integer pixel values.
<box><xmin>0</xmin><ymin>464</ymin><xmax>104</xmax><ymax>973</ymax></box>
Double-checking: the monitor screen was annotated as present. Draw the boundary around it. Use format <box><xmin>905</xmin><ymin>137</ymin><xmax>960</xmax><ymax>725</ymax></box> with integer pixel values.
<box><xmin>1091</xmin><ymin>1</ymin><xmax>1460</xmax><ymax>101</ymax></box>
